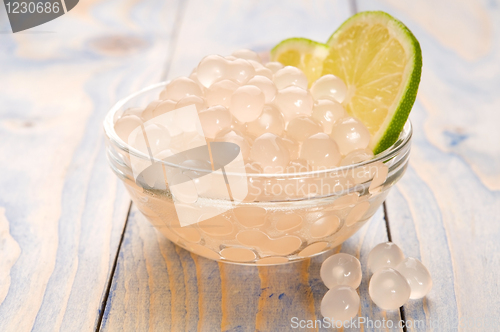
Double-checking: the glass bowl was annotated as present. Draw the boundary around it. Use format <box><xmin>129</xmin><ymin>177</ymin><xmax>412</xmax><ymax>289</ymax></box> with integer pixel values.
<box><xmin>103</xmin><ymin>82</ymin><xmax>412</xmax><ymax>265</ymax></box>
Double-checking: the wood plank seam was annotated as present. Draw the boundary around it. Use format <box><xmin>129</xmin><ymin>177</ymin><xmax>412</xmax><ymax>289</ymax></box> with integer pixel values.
<box><xmin>96</xmin><ymin>200</ymin><xmax>132</xmax><ymax>332</ymax></box>
<box><xmin>161</xmin><ymin>0</ymin><xmax>190</xmax><ymax>81</ymax></box>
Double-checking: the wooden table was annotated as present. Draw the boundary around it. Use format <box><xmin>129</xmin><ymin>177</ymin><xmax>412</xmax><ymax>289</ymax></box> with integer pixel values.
<box><xmin>1</xmin><ymin>0</ymin><xmax>499</xmax><ymax>331</ymax></box>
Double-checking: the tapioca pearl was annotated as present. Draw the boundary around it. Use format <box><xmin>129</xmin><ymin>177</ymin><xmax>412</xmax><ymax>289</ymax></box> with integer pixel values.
<box><xmin>114</xmin><ymin>115</ymin><xmax>143</xmax><ymax>143</ymax></box>
<box><xmin>227</xmin><ymin>58</ymin><xmax>256</xmax><ymax>85</ymax></box>
<box><xmin>187</xmin><ymin>244</ymin><xmax>221</xmax><ymax>261</ymax></box>
<box><xmin>173</xmin><ymin>227</ymin><xmax>201</xmax><ymax>243</ymax></box>
<box><xmin>369</xmin><ymin>164</ymin><xmax>389</xmax><ymax>194</ymax></box>
<box><xmin>312</xmin><ymin>99</ymin><xmax>347</xmax><ymax>134</ymax></box>
<box><xmin>250</xmin><ymin>133</ymin><xmax>290</xmax><ymax>174</ymax></box>
<box><xmin>340</xmin><ymin>149</ymin><xmax>374</xmax><ymax>166</ymax></box>
<box><xmin>310</xmin><ymin>74</ymin><xmax>347</xmax><ymax>103</ymax></box>
<box><xmin>175</xmin><ymin>95</ymin><xmax>207</xmax><ymax>112</ymax></box>
<box><xmin>220</xmin><ymin>247</ymin><xmax>256</xmax><ymax>262</ymax></box>
<box><xmin>198</xmin><ymin>214</ymin><xmax>234</xmax><ymax>236</ymax></box>
<box><xmin>266</xmin><ymin>236</ymin><xmax>302</xmax><ymax>256</ymax></box>
<box><xmin>215</xmin><ymin>130</ymin><xmax>251</xmax><ymax>160</ymax></box>
<box><xmin>274</xmin><ymin>86</ymin><xmax>313</xmax><ymax>122</ymax></box>
<box><xmin>247</xmin><ymin>60</ymin><xmax>265</xmax><ymax>70</ymax></box>
<box><xmin>367</xmin><ymin>242</ymin><xmax>405</xmax><ymax>273</ymax></box>
<box><xmin>273</xmin><ymin>66</ymin><xmax>308</xmax><ymax>90</ymax></box>
<box><xmin>286</xmin><ymin>117</ymin><xmax>323</xmax><ymax>142</ymax></box>
<box><xmin>331</xmin><ymin>192</ymin><xmax>360</xmax><ymax>209</ymax></box>
<box><xmin>122</xmin><ymin>107</ymin><xmax>144</xmax><ymax>119</ymax></box>
<box><xmin>170</xmin><ymin>173</ymin><xmax>199</xmax><ymax>204</ymax></box>
<box><xmin>310</xmin><ymin>214</ymin><xmax>341</xmax><ymax>239</ymax></box>
<box><xmin>246</xmin><ymin>104</ymin><xmax>285</xmax><ymax>138</ymax></box>
<box><xmin>247</xmin><ymin>76</ymin><xmax>277</xmax><ymax>103</ymax></box>
<box><xmin>330</xmin><ymin>117</ymin><xmax>371</xmax><ymax>155</ymax></box>
<box><xmin>281</xmin><ymin>137</ymin><xmax>300</xmax><ymax>160</ymax></box>
<box><xmin>197</xmin><ymin>54</ymin><xmax>229</xmax><ymax>88</ymax></box>
<box><xmin>224</xmin><ymin>55</ymin><xmax>237</xmax><ymax>61</ymax></box>
<box><xmin>237</xmin><ymin>230</ymin><xmax>269</xmax><ymax>247</ymax></box>
<box><xmin>395</xmin><ymin>257</ymin><xmax>433</xmax><ymax>299</ymax></box>
<box><xmin>273</xmin><ymin>213</ymin><xmax>303</xmax><ymax>232</ymax></box>
<box><xmin>232</xmin><ymin>49</ymin><xmax>262</xmax><ymax>63</ymax></box>
<box><xmin>351</xmin><ymin>161</ymin><xmax>382</xmax><ymax>184</ymax></box>
<box><xmin>369</xmin><ymin>268</ymin><xmax>411</xmax><ymax>310</ymax></box>
<box><xmin>152</xmin><ymin>100</ymin><xmax>177</xmax><ymax>118</ymax></box>
<box><xmin>321</xmin><ymin>285</ymin><xmax>360</xmax><ymax>323</ymax></box>
<box><xmin>160</xmin><ymin>77</ymin><xmax>203</xmax><ymax>101</ymax></box>
<box><xmin>205</xmin><ymin>79</ymin><xmax>239</xmax><ymax>107</ymax></box>
<box><xmin>286</xmin><ymin>159</ymin><xmax>311</xmax><ymax>173</ymax></box>
<box><xmin>233</xmin><ymin>206</ymin><xmax>267</xmax><ymax>227</ymax></box>
<box><xmin>345</xmin><ymin>201</ymin><xmax>370</xmax><ymax>227</ymax></box>
<box><xmin>143</xmin><ymin>123</ymin><xmax>171</xmax><ymax>154</ymax></box>
<box><xmin>256</xmin><ymin>256</ymin><xmax>289</xmax><ymax>265</ymax></box>
<box><xmin>141</xmin><ymin>101</ymin><xmax>162</xmax><ymax>121</ymax></box>
<box><xmin>255</xmin><ymin>67</ymin><xmax>274</xmax><ymax>80</ymax></box>
<box><xmin>265</xmin><ymin>61</ymin><xmax>284</xmax><ymax>73</ymax></box>
<box><xmin>230</xmin><ymin>85</ymin><xmax>265</xmax><ymax>123</ymax></box>
<box><xmin>198</xmin><ymin>105</ymin><xmax>232</xmax><ymax>139</ymax></box>
<box><xmin>298</xmin><ymin>242</ymin><xmax>329</xmax><ymax>257</ymax></box>
<box><xmin>300</xmin><ymin>133</ymin><xmax>341</xmax><ymax>170</ymax></box>
<box><xmin>320</xmin><ymin>253</ymin><xmax>362</xmax><ymax>289</ymax></box>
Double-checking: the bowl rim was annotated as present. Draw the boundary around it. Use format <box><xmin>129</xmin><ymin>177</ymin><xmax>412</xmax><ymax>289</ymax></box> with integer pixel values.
<box><xmin>103</xmin><ymin>81</ymin><xmax>412</xmax><ymax>178</ymax></box>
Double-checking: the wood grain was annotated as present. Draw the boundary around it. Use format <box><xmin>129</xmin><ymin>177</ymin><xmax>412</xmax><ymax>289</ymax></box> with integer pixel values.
<box><xmin>356</xmin><ymin>0</ymin><xmax>500</xmax><ymax>330</ymax></box>
<box><xmin>0</xmin><ymin>0</ymin><xmax>181</xmax><ymax>330</ymax></box>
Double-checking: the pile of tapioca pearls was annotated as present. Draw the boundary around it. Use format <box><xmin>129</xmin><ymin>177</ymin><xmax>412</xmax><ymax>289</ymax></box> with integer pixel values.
<box><xmin>114</xmin><ymin>49</ymin><xmax>374</xmax><ymax>173</ymax></box>
<box><xmin>320</xmin><ymin>242</ymin><xmax>432</xmax><ymax>324</ymax></box>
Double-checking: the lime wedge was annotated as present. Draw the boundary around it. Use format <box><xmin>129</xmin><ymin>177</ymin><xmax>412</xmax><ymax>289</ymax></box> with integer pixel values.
<box><xmin>271</xmin><ymin>38</ymin><xmax>330</xmax><ymax>86</ymax></box>
<box><xmin>322</xmin><ymin>11</ymin><xmax>422</xmax><ymax>154</ymax></box>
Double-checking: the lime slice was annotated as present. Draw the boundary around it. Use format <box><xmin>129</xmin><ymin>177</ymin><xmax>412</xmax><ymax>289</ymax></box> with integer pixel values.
<box><xmin>271</xmin><ymin>38</ymin><xmax>330</xmax><ymax>86</ymax></box>
<box><xmin>322</xmin><ymin>11</ymin><xmax>422</xmax><ymax>154</ymax></box>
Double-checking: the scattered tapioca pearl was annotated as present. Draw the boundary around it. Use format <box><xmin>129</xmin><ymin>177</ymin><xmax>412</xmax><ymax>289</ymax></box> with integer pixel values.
<box><xmin>312</xmin><ymin>99</ymin><xmax>347</xmax><ymax>134</ymax></box>
<box><xmin>160</xmin><ymin>77</ymin><xmax>203</xmax><ymax>101</ymax></box>
<box><xmin>144</xmin><ymin>123</ymin><xmax>171</xmax><ymax>154</ymax></box>
<box><xmin>233</xmin><ymin>206</ymin><xmax>267</xmax><ymax>227</ymax></box>
<box><xmin>215</xmin><ymin>130</ymin><xmax>251</xmax><ymax>160</ymax></box>
<box><xmin>170</xmin><ymin>173</ymin><xmax>199</xmax><ymax>204</ymax></box>
<box><xmin>265</xmin><ymin>61</ymin><xmax>284</xmax><ymax>73</ymax></box>
<box><xmin>197</xmin><ymin>55</ymin><xmax>228</xmax><ymax>88</ymax></box>
<box><xmin>246</xmin><ymin>105</ymin><xmax>285</xmax><ymax>138</ymax></box>
<box><xmin>247</xmin><ymin>76</ymin><xmax>277</xmax><ymax>103</ymax></box>
<box><xmin>330</xmin><ymin>117</ymin><xmax>371</xmax><ymax>155</ymax></box>
<box><xmin>230</xmin><ymin>85</ymin><xmax>265</xmax><ymax>123</ymax></box>
<box><xmin>232</xmin><ymin>49</ymin><xmax>262</xmax><ymax>63</ymax></box>
<box><xmin>396</xmin><ymin>257</ymin><xmax>432</xmax><ymax>299</ymax></box>
<box><xmin>321</xmin><ymin>285</ymin><xmax>360</xmax><ymax>323</ymax></box>
<box><xmin>286</xmin><ymin>117</ymin><xmax>323</xmax><ymax>142</ymax></box>
<box><xmin>340</xmin><ymin>149</ymin><xmax>374</xmax><ymax>166</ymax></box>
<box><xmin>320</xmin><ymin>253</ymin><xmax>362</xmax><ymax>289</ymax></box>
<box><xmin>300</xmin><ymin>133</ymin><xmax>341</xmax><ymax>170</ymax></box>
<box><xmin>274</xmin><ymin>86</ymin><xmax>313</xmax><ymax>122</ymax></box>
<box><xmin>114</xmin><ymin>115</ymin><xmax>143</xmax><ymax>143</ymax></box>
<box><xmin>206</xmin><ymin>79</ymin><xmax>239</xmax><ymax>107</ymax></box>
<box><xmin>250</xmin><ymin>133</ymin><xmax>290</xmax><ymax>173</ymax></box>
<box><xmin>367</xmin><ymin>242</ymin><xmax>405</xmax><ymax>273</ymax></box>
<box><xmin>175</xmin><ymin>95</ymin><xmax>207</xmax><ymax>112</ymax></box>
<box><xmin>273</xmin><ymin>66</ymin><xmax>308</xmax><ymax>90</ymax></box>
<box><xmin>198</xmin><ymin>105</ymin><xmax>232</xmax><ymax>139</ymax></box>
<box><xmin>140</xmin><ymin>102</ymin><xmax>159</xmax><ymax>121</ymax></box>
<box><xmin>369</xmin><ymin>268</ymin><xmax>411</xmax><ymax>310</ymax></box>
<box><xmin>227</xmin><ymin>58</ymin><xmax>256</xmax><ymax>85</ymax></box>
<box><xmin>310</xmin><ymin>74</ymin><xmax>347</xmax><ymax>103</ymax></box>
